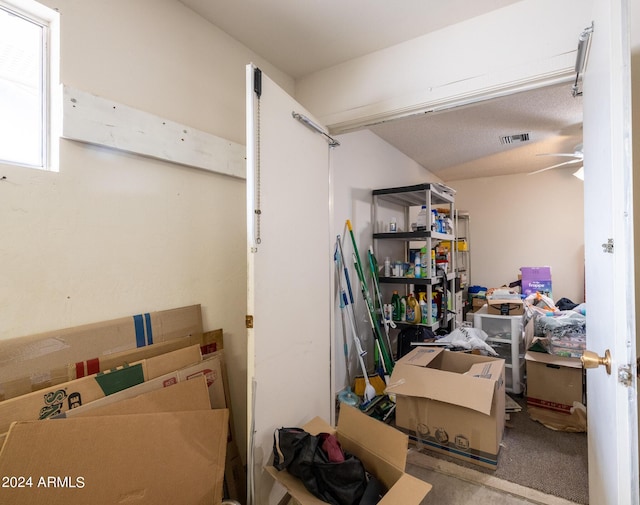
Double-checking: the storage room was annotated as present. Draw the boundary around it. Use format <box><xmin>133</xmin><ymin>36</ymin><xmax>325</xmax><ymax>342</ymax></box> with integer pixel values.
<box><xmin>0</xmin><ymin>1</ymin><xmax>638</xmax><ymax>505</ymax></box>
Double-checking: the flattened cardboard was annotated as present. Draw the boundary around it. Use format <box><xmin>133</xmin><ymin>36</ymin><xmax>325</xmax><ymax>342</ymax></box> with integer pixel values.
<box><xmin>0</xmin><ymin>409</ymin><xmax>228</xmax><ymax>505</ymax></box>
<box><xmin>55</xmin><ymin>351</ymin><xmax>224</xmax><ymax>420</ymax></box>
<box><xmin>390</xmin><ymin>348</ymin><xmax>505</xmax><ymax>469</ymax></box>
<box><xmin>0</xmin><ymin>305</ymin><xmax>203</xmax><ymax>400</ymax></box>
<box><xmin>0</xmin><ymin>345</ymin><xmax>202</xmax><ymax>435</ymax></box>
<box><xmin>266</xmin><ymin>405</ymin><xmax>431</xmax><ymax>505</ymax></box>
<box><xmin>60</xmin><ymin>375</ymin><xmax>211</xmax><ymax>417</ymax></box>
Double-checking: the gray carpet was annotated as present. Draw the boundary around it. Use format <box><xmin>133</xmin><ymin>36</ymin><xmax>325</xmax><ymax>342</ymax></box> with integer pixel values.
<box><xmin>403</xmin><ymin>396</ymin><xmax>588</xmax><ymax>504</ymax></box>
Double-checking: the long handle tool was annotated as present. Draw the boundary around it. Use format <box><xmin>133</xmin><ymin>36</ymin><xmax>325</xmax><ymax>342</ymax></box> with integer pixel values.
<box><xmin>346</xmin><ymin>220</ymin><xmax>394</xmax><ymax>375</ymax></box>
<box><xmin>335</xmin><ymin>236</ymin><xmax>376</xmax><ymax>404</ymax></box>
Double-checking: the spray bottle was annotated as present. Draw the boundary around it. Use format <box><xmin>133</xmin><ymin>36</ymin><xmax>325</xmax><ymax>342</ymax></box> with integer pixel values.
<box><xmin>419</xmin><ymin>292</ymin><xmax>429</xmax><ymax>324</ymax></box>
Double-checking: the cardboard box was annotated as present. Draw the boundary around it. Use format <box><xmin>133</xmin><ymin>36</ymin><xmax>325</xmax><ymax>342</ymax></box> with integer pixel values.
<box><xmin>525</xmin><ymin>351</ymin><xmax>585</xmax><ymax>413</ymax></box>
<box><xmin>0</xmin><ymin>409</ymin><xmax>229</xmax><ymax>505</ymax></box>
<box><xmin>0</xmin><ymin>344</ymin><xmax>202</xmax><ymax>435</ymax></box>
<box><xmin>265</xmin><ymin>404</ymin><xmax>432</xmax><ymax>505</ymax></box>
<box><xmin>486</xmin><ymin>288</ymin><xmax>524</xmax><ymax>316</ymax></box>
<box><xmin>471</xmin><ymin>297</ymin><xmax>486</xmax><ymax>312</ymax></box>
<box><xmin>0</xmin><ymin>304</ymin><xmax>203</xmax><ymax>400</ymax></box>
<box><xmin>487</xmin><ymin>298</ymin><xmax>524</xmax><ymax>316</ymax></box>
<box><xmin>389</xmin><ymin>347</ymin><xmax>505</xmax><ymax>469</ymax></box>
<box><xmin>520</xmin><ymin>266</ymin><xmax>552</xmax><ymax>298</ymax></box>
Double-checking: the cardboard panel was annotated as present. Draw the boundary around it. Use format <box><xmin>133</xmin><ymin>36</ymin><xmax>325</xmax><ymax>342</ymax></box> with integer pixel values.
<box><xmin>0</xmin><ymin>410</ymin><xmax>229</xmax><ymax>505</ymax></box>
<box><xmin>0</xmin><ymin>345</ymin><xmax>202</xmax><ymax>434</ymax></box>
<box><xmin>62</xmin><ymin>375</ymin><xmax>211</xmax><ymax>417</ymax></box>
<box><xmin>0</xmin><ymin>305</ymin><xmax>203</xmax><ymax>400</ymax></box>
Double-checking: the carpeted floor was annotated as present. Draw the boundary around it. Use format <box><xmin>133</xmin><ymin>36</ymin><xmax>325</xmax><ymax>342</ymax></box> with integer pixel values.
<box><xmin>403</xmin><ymin>396</ymin><xmax>589</xmax><ymax>504</ymax></box>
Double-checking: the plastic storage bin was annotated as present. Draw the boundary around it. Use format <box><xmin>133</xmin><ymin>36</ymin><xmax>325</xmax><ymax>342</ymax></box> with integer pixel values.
<box><xmin>473</xmin><ymin>305</ymin><xmax>524</xmax><ymax>394</ymax></box>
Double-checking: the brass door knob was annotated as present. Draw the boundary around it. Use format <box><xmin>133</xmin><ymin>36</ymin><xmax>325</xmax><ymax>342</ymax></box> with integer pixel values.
<box><xmin>581</xmin><ymin>349</ymin><xmax>612</xmax><ymax>375</ymax></box>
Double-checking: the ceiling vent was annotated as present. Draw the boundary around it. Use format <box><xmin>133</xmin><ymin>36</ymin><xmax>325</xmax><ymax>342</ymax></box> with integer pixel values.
<box><xmin>499</xmin><ymin>133</ymin><xmax>530</xmax><ymax>145</ymax></box>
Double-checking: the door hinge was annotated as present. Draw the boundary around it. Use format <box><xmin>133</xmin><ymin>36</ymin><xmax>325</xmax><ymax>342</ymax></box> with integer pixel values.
<box><xmin>246</xmin><ymin>315</ymin><xmax>254</xmax><ymax>329</ymax></box>
<box><xmin>602</xmin><ymin>238</ymin><xmax>614</xmax><ymax>253</ymax></box>
<box><xmin>618</xmin><ymin>364</ymin><xmax>633</xmax><ymax>387</ymax></box>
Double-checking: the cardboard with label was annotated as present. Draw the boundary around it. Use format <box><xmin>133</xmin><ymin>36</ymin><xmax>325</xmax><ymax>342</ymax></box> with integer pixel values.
<box><xmin>0</xmin><ymin>305</ymin><xmax>203</xmax><ymax>401</ymax></box>
<box><xmin>525</xmin><ymin>350</ymin><xmax>586</xmax><ymax>432</ymax></box>
<box><xmin>0</xmin><ymin>344</ymin><xmax>202</xmax><ymax>435</ymax></box>
<box><xmin>389</xmin><ymin>347</ymin><xmax>506</xmax><ymax>469</ymax></box>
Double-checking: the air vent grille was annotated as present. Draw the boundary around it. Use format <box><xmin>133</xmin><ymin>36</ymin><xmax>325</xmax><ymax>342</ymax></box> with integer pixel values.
<box><xmin>499</xmin><ymin>133</ymin><xmax>530</xmax><ymax>145</ymax></box>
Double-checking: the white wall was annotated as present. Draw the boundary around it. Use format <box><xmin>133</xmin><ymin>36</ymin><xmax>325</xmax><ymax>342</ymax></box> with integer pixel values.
<box><xmin>331</xmin><ymin>130</ymin><xmax>442</xmax><ymax>392</ymax></box>
<box><xmin>450</xmin><ymin>170</ymin><xmax>585</xmax><ymax>303</ymax></box>
<box><xmin>297</xmin><ymin>0</ymin><xmax>593</xmax><ymax>131</ymax></box>
<box><xmin>0</xmin><ymin>0</ymin><xmax>293</xmax><ymax>461</ymax></box>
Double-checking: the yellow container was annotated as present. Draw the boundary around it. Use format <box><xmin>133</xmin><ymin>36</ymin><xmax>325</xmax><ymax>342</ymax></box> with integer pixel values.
<box><xmin>456</xmin><ymin>239</ymin><xmax>468</xmax><ymax>251</ymax></box>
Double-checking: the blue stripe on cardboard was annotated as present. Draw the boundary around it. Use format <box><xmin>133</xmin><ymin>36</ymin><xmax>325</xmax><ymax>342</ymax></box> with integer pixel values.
<box><xmin>144</xmin><ymin>312</ymin><xmax>153</xmax><ymax>345</ymax></box>
<box><xmin>133</xmin><ymin>314</ymin><xmax>146</xmax><ymax>347</ymax></box>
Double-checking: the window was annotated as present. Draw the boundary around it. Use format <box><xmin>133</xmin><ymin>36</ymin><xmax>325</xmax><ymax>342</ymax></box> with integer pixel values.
<box><xmin>0</xmin><ymin>0</ymin><xmax>59</xmax><ymax>171</ymax></box>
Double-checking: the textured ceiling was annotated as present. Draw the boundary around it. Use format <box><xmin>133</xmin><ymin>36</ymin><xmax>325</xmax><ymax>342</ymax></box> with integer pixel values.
<box><xmin>368</xmin><ymin>83</ymin><xmax>583</xmax><ymax>181</ymax></box>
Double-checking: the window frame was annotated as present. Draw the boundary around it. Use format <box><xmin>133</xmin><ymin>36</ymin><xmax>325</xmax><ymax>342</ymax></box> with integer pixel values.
<box><xmin>0</xmin><ymin>0</ymin><xmax>60</xmax><ymax>172</ymax></box>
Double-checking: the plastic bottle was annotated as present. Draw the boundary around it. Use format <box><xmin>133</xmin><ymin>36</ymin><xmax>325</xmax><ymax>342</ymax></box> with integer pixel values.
<box><xmin>431</xmin><ymin>209</ymin><xmax>438</xmax><ymax>231</ymax></box>
<box><xmin>414</xmin><ymin>250</ymin><xmax>421</xmax><ymax>278</ymax></box>
<box><xmin>431</xmin><ymin>293</ymin><xmax>438</xmax><ymax>323</ymax></box>
<box><xmin>406</xmin><ymin>293</ymin><xmax>420</xmax><ymax>323</ymax></box>
<box><xmin>430</xmin><ymin>249</ymin><xmax>436</xmax><ymax>277</ymax></box>
<box><xmin>420</xmin><ymin>247</ymin><xmax>428</xmax><ymax>274</ymax></box>
<box><xmin>419</xmin><ymin>292</ymin><xmax>429</xmax><ymax>324</ymax></box>
<box><xmin>400</xmin><ymin>296</ymin><xmax>407</xmax><ymax>322</ymax></box>
<box><xmin>416</xmin><ymin>205</ymin><xmax>428</xmax><ymax>230</ymax></box>
<box><xmin>384</xmin><ymin>257</ymin><xmax>391</xmax><ymax>277</ymax></box>
<box><xmin>389</xmin><ymin>217</ymin><xmax>397</xmax><ymax>232</ymax></box>
<box><xmin>391</xmin><ymin>290</ymin><xmax>401</xmax><ymax>321</ymax></box>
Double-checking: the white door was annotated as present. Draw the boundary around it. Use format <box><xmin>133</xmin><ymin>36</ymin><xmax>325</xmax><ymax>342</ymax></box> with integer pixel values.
<box><xmin>583</xmin><ymin>0</ymin><xmax>638</xmax><ymax>503</ymax></box>
<box><xmin>245</xmin><ymin>65</ymin><xmax>333</xmax><ymax>505</ymax></box>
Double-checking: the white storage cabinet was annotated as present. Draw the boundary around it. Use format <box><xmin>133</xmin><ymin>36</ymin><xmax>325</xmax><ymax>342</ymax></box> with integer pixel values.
<box><xmin>473</xmin><ymin>305</ymin><xmax>524</xmax><ymax>394</ymax></box>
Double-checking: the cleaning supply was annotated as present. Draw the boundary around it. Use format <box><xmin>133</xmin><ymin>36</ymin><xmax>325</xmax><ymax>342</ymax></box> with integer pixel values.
<box><xmin>416</xmin><ymin>205</ymin><xmax>428</xmax><ymax>230</ymax></box>
<box><xmin>391</xmin><ymin>290</ymin><xmax>401</xmax><ymax>321</ymax></box>
<box><xmin>430</xmin><ymin>249</ymin><xmax>436</xmax><ymax>277</ymax></box>
<box><xmin>414</xmin><ymin>250</ymin><xmax>421</xmax><ymax>278</ymax></box>
<box><xmin>406</xmin><ymin>293</ymin><xmax>421</xmax><ymax>324</ymax></box>
<box><xmin>431</xmin><ymin>294</ymin><xmax>438</xmax><ymax>324</ymax></box>
<box><xmin>400</xmin><ymin>296</ymin><xmax>407</xmax><ymax>322</ymax></box>
<box><xmin>419</xmin><ymin>292</ymin><xmax>429</xmax><ymax>324</ymax></box>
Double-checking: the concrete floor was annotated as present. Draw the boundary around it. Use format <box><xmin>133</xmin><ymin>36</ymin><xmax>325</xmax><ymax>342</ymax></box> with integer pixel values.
<box><xmin>406</xmin><ymin>449</ymin><xmax>581</xmax><ymax>505</ymax></box>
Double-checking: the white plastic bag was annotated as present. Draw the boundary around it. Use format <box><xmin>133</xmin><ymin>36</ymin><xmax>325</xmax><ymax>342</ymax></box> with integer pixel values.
<box><xmin>438</xmin><ymin>327</ymin><xmax>498</xmax><ymax>356</ymax></box>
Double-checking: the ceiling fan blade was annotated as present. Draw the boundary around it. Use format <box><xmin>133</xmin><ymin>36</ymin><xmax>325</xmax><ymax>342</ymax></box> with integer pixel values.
<box><xmin>528</xmin><ymin>158</ymin><xmax>582</xmax><ymax>175</ymax></box>
<box><xmin>535</xmin><ymin>152</ymin><xmax>583</xmax><ymax>158</ymax></box>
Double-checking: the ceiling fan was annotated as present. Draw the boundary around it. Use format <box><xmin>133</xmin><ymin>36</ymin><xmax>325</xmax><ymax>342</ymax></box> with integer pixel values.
<box><xmin>528</xmin><ymin>143</ymin><xmax>584</xmax><ymax>176</ymax></box>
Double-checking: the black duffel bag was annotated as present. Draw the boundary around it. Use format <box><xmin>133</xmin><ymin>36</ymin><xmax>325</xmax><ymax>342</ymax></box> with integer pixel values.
<box><xmin>273</xmin><ymin>427</ymin><xmax>378</xmax><ymax>505</ymax></box>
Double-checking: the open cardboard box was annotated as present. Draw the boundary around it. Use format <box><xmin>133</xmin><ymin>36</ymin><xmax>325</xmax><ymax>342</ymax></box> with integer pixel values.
<box><xmin>0</xmin><ymin>375</ymin><xmax>228</xmax><ymax>505</ymax></box>
<box><xmin>389</xmin><ymin>347</ymin><xmax>505</xmax><ymax>469</ymax></box>
<box><xmin>265</xmin><ymin>404</ymin><xmax>432</xmax><ymax>505</ymax></box>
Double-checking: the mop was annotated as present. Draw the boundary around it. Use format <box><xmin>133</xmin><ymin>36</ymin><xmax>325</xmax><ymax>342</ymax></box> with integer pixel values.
<box><xmin>337</xmin><ymin>232</ymin><xmax>386</xmax><ymax>397</ymax></box>
<box><xmin>345</xmin><ymin>220</ymin><xmax>394</xmax><ymax>375</ymax></box>
<box><xmin>367</xmin><ymin>246</ymin><xmax>396</xmax><ymax>373</ymax></box>
<box><xmin>334</xmin><ymin>240</ymin><xmax>360</xmax><ymax>407</ymax></box>
<box><xmin>335</xmin><ymin>236</ymin><xmax>376</xmax><ymax>405</ymax></box>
